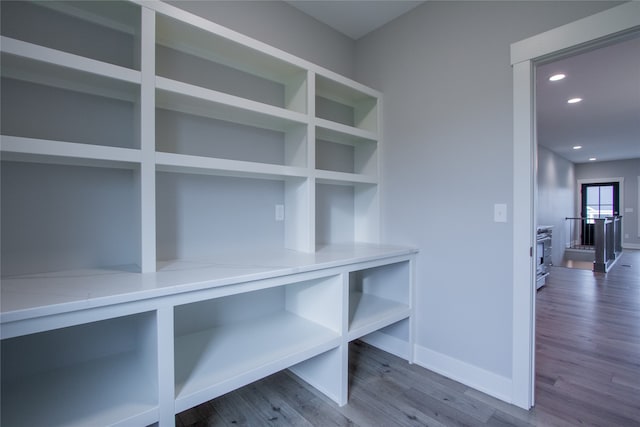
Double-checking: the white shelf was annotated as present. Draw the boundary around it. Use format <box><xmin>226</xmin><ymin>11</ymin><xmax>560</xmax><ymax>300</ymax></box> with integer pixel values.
<box><xmin>1</xmin><ymin>1</ymin><xmax>140</xmax><ymax>70</ymax></box>
<box><xmin>315</xmin><ymin>118</ymin><xmax>377</xmax><ymax>143</ymax></box>
<box><xmin>156</xmin><ymin>152</ymin><xmax>307</xmax><ymax>180</ymax></box>
<box><xmin>316</xmin><ymin>74</ymin><xmax>379</xmax><ymax>107</ymax></box>
<box><xmin>174</xmin><ymin>311</ymin><xmax>340</xmax><ymax>412</ymax></box>
<box><xmin>1</xmin><ymin>245</ymin><xmax>415</xmax><ymax>330</ymax></box>
<box><xmin>38</xmin><ymin>0</ymin><xmax>140</xmax><ymax>36</ymax></box>
<box><xmin>155</xmin><ymin>7</ymin><xmax>304</xmax><ymax>85</ymax></box>
<box><xmin>315</xmin><ymin>169</ymin><xmax>377</xmax><ymax>186</ymax></box>
<box><xmin>156</xmin><ymin>77</ymin><xmax>308</xmax><ymax>132</ymax></box>
<box><xmin>315</xmin><ymin>75</ymin><xmax>378</xmax><ymax>133</ymax></box>
<box><xmin>1</xmin><ymin>36</ymin><xmax>141</xmax><ymax>85</ymax></box>
<box><xmin>1</xmin><ymin>60</ymin><xmax>139</xmax><ymax>105</ymax></box>
<box><xmin>1</xmin><ymin>351</ymin><xmax>157</xmax><ymax>427</ymax></box>
<box><xmin>348</xmin><ymin>292</ymin><xmax>410</xmax><ymax>341</ymax></box>
<box><xmin>1</xmin><ymin>135</ymin><xmax>142</xmax><ymax>169</ymax></box>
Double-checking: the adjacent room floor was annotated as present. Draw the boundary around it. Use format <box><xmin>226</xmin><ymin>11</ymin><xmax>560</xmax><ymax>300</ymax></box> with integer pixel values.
<box><xmin>534</xmin><ymin>249</ymin><xmax>640</xmax><ymax>426</ymax></box>
<box><xmin>177</xmin><ymin>250</ymin><xmax>640</xmax><ymax>426</ymax></box>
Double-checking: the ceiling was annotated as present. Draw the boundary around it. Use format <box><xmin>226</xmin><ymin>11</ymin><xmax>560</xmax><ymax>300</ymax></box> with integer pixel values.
<box><xmin>536</xmin><ymin>34</ymin><xmax>640</xmax><ymax>164</ymax></box>
<box><xmin>286</xmin><ymin>1</ymin><xmax>639</xmax><ymax>165</ymax></box>
<box><xmin>286</xmin><ymin>1</ymin><xmax>424</xmax><ymax>40</ymax></box>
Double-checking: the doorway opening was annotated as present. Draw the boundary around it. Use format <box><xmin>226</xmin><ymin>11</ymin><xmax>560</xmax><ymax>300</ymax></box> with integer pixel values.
<box><xmin>511</xmin><ymin>2</ymin><xmax>640</xmax><ymax>410</ymax></box>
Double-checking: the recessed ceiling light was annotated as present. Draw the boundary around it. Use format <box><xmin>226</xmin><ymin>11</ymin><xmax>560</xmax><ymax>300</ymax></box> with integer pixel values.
<box><xmin>549</xmin><ymin>73</ymin><xmax>566</xmax><ymax>81</ymax></box>
<box><xmin>589</xmin><ymin>157</ymin><xmax>597</xmax><ymax>161</ymax></box>
<box><xmin>567</xmin><ymin>97</ymin><xmax>582</xmax><ymax>104</ymax></box>
<box><xmin>573</xmin><ymin>145</ymin><xmax>582</xmax><ymax>150</ymax></box>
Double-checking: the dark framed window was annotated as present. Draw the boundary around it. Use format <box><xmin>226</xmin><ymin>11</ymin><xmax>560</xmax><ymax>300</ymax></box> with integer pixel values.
<box><xmin>580</xmin><ymin>182</ymin><xmax>619</xmax><ymax>246</ymax></box>
<box><xmin>581</xmin><ymin>182</ymin><xmax>619</xmax><ymax>223</ymax></box>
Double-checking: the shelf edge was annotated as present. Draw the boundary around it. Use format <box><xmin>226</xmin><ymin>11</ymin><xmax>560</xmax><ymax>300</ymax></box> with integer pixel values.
<box><xmin>1</xmin><ymin>36</ymin><xmax>141</xmax><ymax>84</ymax></box>
<box><xmin>156</xmin><ymin>152</ymin><xmax>308</xmax><ymax>180</ymax></box>
<box><xmin>0</xmin><ymin>135</ymin><xmax>142</xmax><ymax>168</ymax></box>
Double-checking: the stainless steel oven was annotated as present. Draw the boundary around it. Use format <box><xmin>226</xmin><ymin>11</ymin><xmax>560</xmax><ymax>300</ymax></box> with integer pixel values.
<box><xmin>536</xmin><ymin>226</ymin><xmax>552</xmax><ymax>289</ymax></box>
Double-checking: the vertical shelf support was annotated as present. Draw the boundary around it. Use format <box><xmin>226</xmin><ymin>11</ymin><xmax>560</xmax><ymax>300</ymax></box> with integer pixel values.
<box><xmin>157</xmin><ymin>306</ymin><xmax>175</xmax><ymax>426</ymax></box>
<box><xmin>287</xmin><ymin>272</ymin><xmax>348</xmax><ymax>406</ymax></box>
<box><xmin>284</xmin><ymin>70</ymin><xmax>315</xmax><ymax>253</ymax></box>
<box><xmin>354</xmin><ymin>97</ymin><xmax>381</xmax><ymax>244</ymax></box>
<box><xmin>289</xmin><ymin>345</ymin><xmax>348</xmax><ymax>406</ymax></box>
<box><xmin>139</xmin><ymin>6</ymin><xmax>157</xmax><ymax>273</ymax></box>
<box><xmin>408</xmin><ymin>256</ymin><xmax>416</xmax><ymax>364</ymax></box>
<box><xmin>305</xmin><ymin>71</ymin><xmax>317</xmax><ymax>252</ymax></box>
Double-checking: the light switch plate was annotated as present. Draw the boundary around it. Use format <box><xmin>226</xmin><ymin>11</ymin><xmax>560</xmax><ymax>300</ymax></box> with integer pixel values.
<box><xmin>494</xmin><ymin>203</ymin><xmax>507</xmax><ymax>223</ymax></box>
<box><xmin>275</xmin><ymin>204</ymin><xmax>285</xmax><ymax>221</ymax></box>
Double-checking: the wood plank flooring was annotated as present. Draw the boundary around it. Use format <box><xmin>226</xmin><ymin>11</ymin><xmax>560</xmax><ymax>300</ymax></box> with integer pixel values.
<box><xmin>534</xmin><ymin>249</ymin><xmax>640</xmax><ymax>426</ymax></box>
<box><xmin>176</xmin><ymin>250</ymin><xmax>640</xmax><ymax>426</ymax></box>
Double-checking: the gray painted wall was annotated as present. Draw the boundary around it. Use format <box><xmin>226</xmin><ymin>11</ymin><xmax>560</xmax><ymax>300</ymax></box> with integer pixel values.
<box><xmin>575</xmin><ymin>158</ymin><xmax>640</xmax><ymax>248</ymax></box>
<box><xmin>167</xmin><ymin>1</ymin><xmax>356</xmax><ymax>78</ymax></box>
<box><xmin>354</xmin><ymin>1</ymin><xmax>619</xmax><ymax>379</ymax></box>
<box><xmin>537</xmin><ymin>145</ymin><xmax>576</xmax><ymax>266</ymax></box>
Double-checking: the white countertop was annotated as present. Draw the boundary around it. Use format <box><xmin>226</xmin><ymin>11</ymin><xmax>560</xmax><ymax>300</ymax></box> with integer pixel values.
<box><xmin>1</xmin><ymin>243</ymin><xmax>417</xmax><ymax>323</ymax></box>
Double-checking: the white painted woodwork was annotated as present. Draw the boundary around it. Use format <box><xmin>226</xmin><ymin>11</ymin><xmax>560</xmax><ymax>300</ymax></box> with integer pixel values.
<box><xmin>1</xmin><ymin>245</ymin><xmax>416</xmax><ymax>426</ymax></box>
<box><xmin>1</xmin><ymin>36</ymin><xmax>141</xmax><ymax>85</ymax></box>
<box><xmin>139</xmin><ymin>6</ymin><xmax>157</xmax><ymax>273</ymax></box>
<box><xmin>174</xmin><ymin>312</ymin><xmax>340</xmax><ymax>412</ymax></box>
<box><xmin>155</xmin><ymin>77</ymin><xmax>308</xmax><ymax>132</ymax></box>
<box><xmin>0</xmin><ymin>135</ymin><xmax>141</xmax><ymax>168</ymax></box>
<box><xmin>1</xmin><ymin>312</ymin><xmax>159</xmax><ymax>427</ymax></box>
<box><xmin>0</xmin><ymin>1</ymin><xmax>413</xmax><ymax>425</ymax></box>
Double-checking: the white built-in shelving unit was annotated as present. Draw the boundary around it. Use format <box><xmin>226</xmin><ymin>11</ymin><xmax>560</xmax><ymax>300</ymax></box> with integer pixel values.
<box><xmin>0</xmin><ymin>1</ymin><xmax>417</xmax><ymax>426</ymax></box>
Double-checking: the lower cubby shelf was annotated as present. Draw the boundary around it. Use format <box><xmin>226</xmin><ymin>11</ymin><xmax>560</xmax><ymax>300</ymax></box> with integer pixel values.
<box><xmin>348</xmin><ymin>292</ymin><xmax>411</xmax><ymax>341</ymax></box>
<box><xmin>0</xmin><ymin>312</ymin><xmax>158</xmax><ymax>427</ymax></box>
<box><xmin>173</xmin><ymin>272</ymin><xmax>343</xmax><ymax>412</ymax></box>
<box><xmin>348</xmin><ymin>260</ymin><xmax>411</xmax><ymax>341</ymax></box>
<box><xmin>2</xmin><ymin>353</ymin><xmax>159</xmax><ymax>427</ymax></box>
<box><xmin>174</xmin><ymin>311</ymin><xmax>340</xmax><ymax>412</ymax></box>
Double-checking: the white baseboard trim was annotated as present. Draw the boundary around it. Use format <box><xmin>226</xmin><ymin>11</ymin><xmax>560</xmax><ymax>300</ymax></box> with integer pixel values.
<box><xmin>360</xmin><ymin>331</ymin><xmax>410</xmax><ymax>361</ymax></box>
<box><xmin>622</xmin><ymin>243</ymin><xmax>640</xmax><ymax>250</ymax></box>
<box><xmin>414</xmin><ymin>344</ymin><xmax>513</xmax><ymax>404</ymax></box>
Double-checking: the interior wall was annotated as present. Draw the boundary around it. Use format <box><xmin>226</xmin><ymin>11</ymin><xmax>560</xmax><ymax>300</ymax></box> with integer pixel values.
<box><xmin>575</xmin><ymin>158</ymin><xmax>640</xmax><ymax>248</ymax></box>
<box><xmin>537</xmin><ymin>145</ymin><xmax>576</xmax><ymax>266</ymax></box>
<box><xmin>354</xmin><ymin>0</ymin><xmax>619</xmax><ymax>394</ymax></box>
<box><xmin>167</xmin><ymin>1</ymin><xmax>356</xmax><ymax>78</ymax></box>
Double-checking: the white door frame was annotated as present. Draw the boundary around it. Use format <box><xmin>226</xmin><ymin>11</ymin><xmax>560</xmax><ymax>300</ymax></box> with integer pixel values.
<box><xmin>510</xmin><ymin>2</ymin><xmax>640</xmax><ymax>409</ymax></box>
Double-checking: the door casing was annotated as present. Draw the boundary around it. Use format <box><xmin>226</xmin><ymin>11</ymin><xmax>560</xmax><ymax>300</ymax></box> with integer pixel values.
<box><xmin>510</xmin><ymin>2</ymin><xmax>640</xmax><ymax>409</ymax></box>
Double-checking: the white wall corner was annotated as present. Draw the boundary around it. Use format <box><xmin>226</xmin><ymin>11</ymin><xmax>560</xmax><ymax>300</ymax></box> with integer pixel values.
<box><xmin>413</xmin><ymin>344</ymin><xmax>513</xmax><ymax>405</ymax></box>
